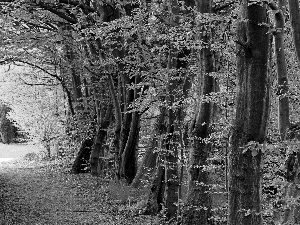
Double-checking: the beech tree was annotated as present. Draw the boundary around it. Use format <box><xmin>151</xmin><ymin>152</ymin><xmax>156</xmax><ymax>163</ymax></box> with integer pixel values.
<box><xmin>228</xmin><ymin>1</ymin><xmax>270</xmax><ymax>225</ymax></box>
<box><xmin>268</xmin><ymin>2</ymin><xmax>290</xmax><ymax>140</ymax></box>
<box><xmin>288</xmin><ymin>0</ymin><xmax>300</xmax><ymax>63</ymax></box>
<box><xmin>0</xmin><ymin>1</ymin><xmax>143</xmax><ymax>182</ymax></box>
<box><xmin>183</xmin><ymin>0</ymin><xmax>218</xmax><ymax>224</ymax></box>
<box><xmin>4</xmin><ymin>0</ymin><xmax>300</xmax><ymax>224</ymax></box>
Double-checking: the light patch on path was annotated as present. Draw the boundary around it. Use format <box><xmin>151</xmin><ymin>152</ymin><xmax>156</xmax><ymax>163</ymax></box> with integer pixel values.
<box><xmin>0</xmin><ymin>142</ymin><xmax>43</xmax><ymax>159</ymax></box>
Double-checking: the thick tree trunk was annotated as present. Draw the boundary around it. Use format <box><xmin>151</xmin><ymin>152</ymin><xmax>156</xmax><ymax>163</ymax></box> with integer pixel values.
<box><xmin>144</xmin><ymin>103</ymin><xmax>180</xmax><ymax>220</ymax></box>
<box><xmin>71</xmin><ymin>139</ymin><xmax>93</xmax><ymax>174</ymax></box>
<box><xmin>182</xmin><ymin>1</ymin><xmax>216</xmax><ymax>224</ymax></box>
<box><xmin>288</xmin><ymin>0</ymin><xmax>300</xmax><ymax>63</ymax></box>
<box><xmin>118</xmin><ymin>87</ymin><xmax>134</xmax><ymax>181</ymax></box>
<box><xmin>268</xmin><ymin>3</ymin><xmax>290</xmax><ymax>140</ymax></box>
<box><xmin>61</xmin><ymin>24</ymin><xmax>83</xmax><ymax>105</ymax></box>
<box><xmin>182</xmin><ymin>56</ymin><xmax>216</xmax><ymax>224</ymax></box>
<box><xmin>144</xmin><ymin>105</ymin><xmax>168</xmax><ymax>212</ymax></box>
<box><xmin>118</xmin><ymin>74</ymin><xmax>141</xmax><ymax>184</ymax></box>
<box><xmin>120</xmin><ymin>111</ymin><xmax>140</xmax><ymax>183</ymax></box>
<box><xmin>132</xmin><ymin>103</ymin><xmax>172</xmax><ymax>189</ymax></box>
<box><xmin>144</xmin><ymin>46</ymin><xmax>190</xmax><ymax>220</ymax></box>
<box><xmin>164</xmin><ymin>108</ymin><xmax>179</xmax><ymax>219</ymax></box>
<box><xmin>228</xmin><ymin>2</ymin><xmax>270</xmax><ymax>225</ymax></box>
<box><xmin>89</xmin><ymin>102</ymin><xmax>112</xmax><ymax>176</ymax></box>
<box><xmin>90</xmin><ymin>129</ymin><xmax>107</xmax><ymax>176</ymax></box>
<box><xmin>131</xmin><ymin>138</ymin><xmax>158</xmax><ymax>188</ymax></box>
<box><xmin>144</xmin><ymin>164</ymin><xmax>165</xmax><ymax>215</ymax></box>
<box><xmin>277</xmin><ymin>123</ymin><xmax>300</xmax><ymax>223</ymax></box>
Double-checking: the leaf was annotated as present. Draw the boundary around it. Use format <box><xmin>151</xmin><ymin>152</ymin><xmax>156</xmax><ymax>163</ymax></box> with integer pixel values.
<box><xmin>242</xmin><ymin>147</ymin><xmax>249</xmax><ymax>154</ymax></box>
<box><xmin>251</xmin><ymin>148</ymin><xmax>258</xmax><ymax>157</ymax></box>
<box><xmin>265</xmin><ymin>144</ymin><xmax>274</xmax><ymax>150</ymax></box>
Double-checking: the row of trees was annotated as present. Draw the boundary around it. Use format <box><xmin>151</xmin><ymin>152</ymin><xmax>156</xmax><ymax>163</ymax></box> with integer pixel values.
<box><xmin>1</xmin><ymin>0</ymin><xmax>300</xmax><ymax>224</ymax></box>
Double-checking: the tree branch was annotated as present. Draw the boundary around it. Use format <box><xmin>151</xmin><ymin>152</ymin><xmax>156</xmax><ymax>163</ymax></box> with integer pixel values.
<box><xmin>19</xmin><ymin>77</ymin><xmax>59</xmax><ymax>86</ymax></box>
<box><xmin>213</xmin><ymin>1</ymin><xmax>236</xmax><ymax>13</ymax></box>
<box><xmin>58</xmin><ymin>0</ymin><xmax>96</xmax><ymax>13</ymax></box>
<box><xmin>36</xmin><ymin>2</ymin><xmax>78</xmax><ymax>24</ymax></box>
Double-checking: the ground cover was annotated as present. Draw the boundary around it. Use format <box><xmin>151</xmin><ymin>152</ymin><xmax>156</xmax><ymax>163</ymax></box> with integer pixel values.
<box><xmin>0</xmin><ymin>154</ymin><xmax>158</xmax><ymax>225</ymax></box>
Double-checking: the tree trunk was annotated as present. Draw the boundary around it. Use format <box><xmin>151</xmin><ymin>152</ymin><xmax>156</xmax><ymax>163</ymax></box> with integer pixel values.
<box><xmin>71</xmin><ymin>139</ymin><xmax>93</xmax><ymax>174</ymax></box>
<box><xmin>132</xmin><ymin>102</ymin><xmax>172</xmax><ymax>189</ymax></box>
<box><xmin>90</xmin><ymin>128</ymin><xmax>107</xmax><ymax>176</ymax></box>
<box><xmin>118</xmin><ymin>73</ymin><xmax>141</xmax><ymax>184</ymax></box>
<box><xmin>268</xmin><ymin>3</ymin><xmax>290</xmax><ymax>140</ymax></box>
<box><xmin>144</xmin><ymin>46</ymin><xmax>190</xmax><ymax>220</ymax></box>
<box><xmin>182</xmin><ymin>1</ymin><xmax>217</xmax><ymax>224</ymax></box>
<box><xmin>90</xmin><ymin>104</ymin><xmax>112</xmax><ymax>176</ymax></box>
<box><xmin>61</xmin><ymin>24</ymin><xmax>83</xmax><ymax>105</ymax></box>
<box><xmin>182</xmin><ymin>16</ymin><xmax>214</xmax><ymax>225</ymax></box>
<box><xmin>144</xmin><ymin>163</ymin><xmax>165</xmax><ymax>215</ymax></box>
<box><xmin>131</xmin><ymin>138</ymin><xmax>158</xmax><ymax>188</ymax></box>
<box><xmin>144</xmin><ymin>105</ymin><xmax>168</xmax><ymax>213</ymax></box>
<box><xmin>120</xmin><ymin>111</ymin><xmax>140</xmax><ymax>183</ymax></box>
<box><xmin>228</xmin><ymin>2</ymin><xmax>270</xmax><ymax>225</ymax></box>
<box><xmin>117</xmin><ymin>83</ymin><xmax>134</xmax><ymax>181</ymax></box>
<box><xmin>144</xmin><ymin>102</ymin><xmax>179</xmax><ymax>220</ymax></box>
<box><xmin>164</xmin><ymin>107</ymin><xmax>179</xmax><ymax>219</ymax></box>
<box><xmin>278</xmin><ymin>123</ymin><xmax>300</xmax><ymax>223</ymax></box>
<box><xmin>288</xmin><ymin>0</ymin><xmax>300</xmax><ymax>63</ymax></box>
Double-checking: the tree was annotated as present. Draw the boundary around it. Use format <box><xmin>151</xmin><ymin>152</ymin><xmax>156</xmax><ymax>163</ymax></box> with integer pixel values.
<box><xmin>0</xmin><ymin>102</ymin><xmax>14</xmax><ymax>144</ymax></box>
<box><xmin>288</xmin><ymin>0</ymin><xmax>300</xmax><ymax>63</ymax></box>
<box><xmin>182</xmin><ymin>0</ymin><xmax>217</xmax><ymax>224</ymax></box>
<box><xmin>89</xmin><ymin>104</ymin><xmax>112</xmax><ymax>176</ymax></box>
<box><xmin>144</xmin><ymin>1</ymin><xmax>193</xmax><ymax>219</ymax></box>
<box><xmin>228</xmin><ymin>2</ymin><xmax>270</xmax><ymax>225</ymax></box>
<box><xmin>266</xmin><ymin>1</ymin><xmax>290</xmax><ymax>140</ymax></box>
<box><xmin>4</xmin><ymin>1</ymin><xmax>299</xmax><ymax>224</ymax></box>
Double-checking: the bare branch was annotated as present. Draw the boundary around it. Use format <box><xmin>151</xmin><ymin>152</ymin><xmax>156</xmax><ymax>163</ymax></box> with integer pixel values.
<box><xmin>19</xmin><ymin>77</ymin><xmax>59</xmax><ymax>86</ymax></box>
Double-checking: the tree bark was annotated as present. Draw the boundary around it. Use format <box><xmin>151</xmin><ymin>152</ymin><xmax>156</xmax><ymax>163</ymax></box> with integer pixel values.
<box><xmin>182</xmin><ymin>2</ymin><xmax>216</xmax><ymax>225</ymax></box>
<box><xmin>90</xmin><ymin>104</ymin><xmax>112</xmax><ymax>176</ymax></box>
<box><xmin>228</xmin><ymin>2</ymin><xmax>270</xmax><ymax>225</ymax></box>
<box><xmin>144</xmin><ymin>105</ymin><xmax>168</xmax><ymax>213</ymax></box>
<box><xmin>279</xmin><ymin>123</ymin><xmax>300</xmax><ymax>223</ymax></box>
<box><xmin>288</xmin><ymin>0</ymin><xmax>300</xmax><ymax>63</ymax></box>
<box><xmin>71</xmin><ymin>138</ymin><xmax>93</xmax><ymax>174</ymax></box>
<box><xmin>61</xmin><ymin>24</ymin><xmax>83</xmax><ymax>105</ymax></box>
<box><xmin>144</xmin><ymin>163</ymin><xmax>165</xmax><ymax>215</ymax></box>
<box><xmin>144</xmin><ymin>98</ymin><xmax>180</xmax><ymax>220</ymax></box>
<box><xmin>164</xmin><ymin>104</ymin><xmax>179</xmax><ymax>219</ymax></box>
<box><xmin>132</xmin><ymin>101</ymin><xmax>173</xmax><ymax>189</ymax></box>
<box><xmin>131</xmin><ymin>140</ymin><xmax>158</xmax><ymax>188</ymax></box>
<box><xmin>268</xmin><ymin>2</ymin><xmax>290</xmax><ymax>140</ymax></box>
<box><xmin>144</xmin><ymin>48</ymin><xmax>190</xmax><ymax>221</ymax></box>
<box><xmin>182</xmin><ymin>0</ymin><xmax>219</xmax><ymax>224</ymax></box>
<box><xmin>120</xmin><ymin>110</ymin><xmax>140</xmax><ymax>183</ymax></box>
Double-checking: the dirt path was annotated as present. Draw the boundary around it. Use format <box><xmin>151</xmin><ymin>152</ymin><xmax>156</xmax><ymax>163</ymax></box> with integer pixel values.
<box><xmin>0</xmin><ymin>143</ymin><xmax>42</xmax><ymax>159</ymax></box>
<box><xmin>0</xmin><ymin>159</ymin><xmax>155</xmax><ymax>225</ymax></box>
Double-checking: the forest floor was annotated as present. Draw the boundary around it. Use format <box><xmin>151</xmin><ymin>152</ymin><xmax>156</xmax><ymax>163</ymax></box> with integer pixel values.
<box><xmin>0</xmin><ymin>144</ymin><xmax>158</xmax><ymax>225</ymax></box>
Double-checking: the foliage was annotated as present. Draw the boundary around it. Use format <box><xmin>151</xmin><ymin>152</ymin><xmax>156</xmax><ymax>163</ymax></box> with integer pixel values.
<box><xmin>0</xmin><ymin>65</ymin><xmax>70</xmax><ymax>157</ymax></box>
<box><xmin>1</xmin><ymin>0</ymin><xmax>300</xmax><ymax>224</ymax></box>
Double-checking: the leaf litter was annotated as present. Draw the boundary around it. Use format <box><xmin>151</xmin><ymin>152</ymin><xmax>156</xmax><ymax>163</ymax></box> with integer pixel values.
<box><xmin>0</xmin><ymin>159</ymin><xmax>157</xmax><ymax>225</ymax></box>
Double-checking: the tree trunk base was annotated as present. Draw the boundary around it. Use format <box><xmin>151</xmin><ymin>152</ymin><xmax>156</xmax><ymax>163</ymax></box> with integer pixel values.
<box><xmin>71</xmin><ymin>139</ymin><xmax>93</xmax><ymax>174</ymax></box>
